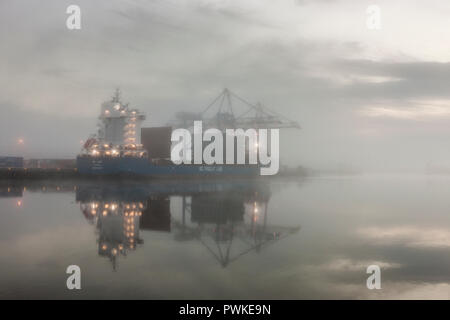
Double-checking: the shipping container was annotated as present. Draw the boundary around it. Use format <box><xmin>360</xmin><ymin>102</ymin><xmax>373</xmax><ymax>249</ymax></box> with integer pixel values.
<box><xmin>141</xmin><ymin>127</ymin><xmax>172</xmax><ymax>159</ymax></box>
<box><xmin>25</xmin><ymin>159</ymin><xmax>76</xmax><ymax>169</ymax></box>
<box><xmin>0</xmin><ymin>156</ymin><xmax>24</xmax><ymax>168</ymax></box>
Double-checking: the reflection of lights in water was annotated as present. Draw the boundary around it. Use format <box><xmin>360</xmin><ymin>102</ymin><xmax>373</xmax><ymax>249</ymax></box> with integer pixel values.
<box><xmin>17</xmin><ymin>138</ymin><xmax>24</xmax><ymax>145</ymax></box>
<box><xmin>80</xmin><ymin>199</ymin><xmax>146</xmax><ymax>269</ymax></box>
<box><xmin>77</xmin><ymin>189</ymin><xmax>298</xmax><ymax>271</ymax></box>
<box><xmin>252</xmin><ymin>201</ymin><xmax>260</xmax><ymax>221</ymax></box>
<box><xmin>16</xmin><ymin>200</ymin><xmax>22</xmax><ymax>207</ymax></box>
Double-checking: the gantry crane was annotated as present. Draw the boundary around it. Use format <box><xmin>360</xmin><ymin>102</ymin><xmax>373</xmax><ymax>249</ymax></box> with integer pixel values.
<box><xmin>170</xmin><ymin>88</ymin><xmax>301</xmax><ymax>131</ymax></box>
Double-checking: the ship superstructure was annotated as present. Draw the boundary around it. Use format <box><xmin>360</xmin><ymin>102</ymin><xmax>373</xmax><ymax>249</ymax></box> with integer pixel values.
<box><xmin>81</xmin><ymin>89</ymin><xmax>147</xmax><ymax>158</ymax></box>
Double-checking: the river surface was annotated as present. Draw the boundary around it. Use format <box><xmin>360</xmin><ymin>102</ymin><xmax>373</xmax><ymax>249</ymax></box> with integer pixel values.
<box><xmin>1</xmin><ymin>175</ymin><xmax>450</xmax><ymax>299</ymax></box>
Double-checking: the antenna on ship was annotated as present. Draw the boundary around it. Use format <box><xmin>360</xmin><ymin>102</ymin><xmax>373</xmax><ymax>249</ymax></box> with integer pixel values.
<box><xmin>112</xmin><ymin>88</ymin><xmax>121</xmax><ymax>103</ymax></box>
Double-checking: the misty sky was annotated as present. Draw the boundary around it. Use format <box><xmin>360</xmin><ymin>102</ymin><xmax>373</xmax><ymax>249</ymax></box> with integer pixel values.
<box><xmin>2</xmin><ymin>0</ymin><xmax>450</xmax><ymax>172</ymax></box>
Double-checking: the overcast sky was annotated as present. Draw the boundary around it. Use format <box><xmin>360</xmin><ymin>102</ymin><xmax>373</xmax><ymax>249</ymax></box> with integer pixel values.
<box><xmin>2</xmin><ymin>0</ymin><xmax>450</xmax><ymax>172</ymax></box>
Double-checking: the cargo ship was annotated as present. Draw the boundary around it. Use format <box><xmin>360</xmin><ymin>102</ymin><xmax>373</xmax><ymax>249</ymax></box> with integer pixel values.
<box><xmin>76</xmin><ymin>90</ymin><xmax>260</xmax><ymax>177</ymax></box>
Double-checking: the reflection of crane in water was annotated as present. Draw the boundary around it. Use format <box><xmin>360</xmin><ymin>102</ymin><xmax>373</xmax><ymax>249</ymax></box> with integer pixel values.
<box><xmin>76</xmin><ymin>181</ymin><xmax>300</xmax><ymax>270</ymax></box>
<box><xmin>172</xmin><ymin>191</ymin><xmax>300</xmax><ymax>268</ymax></box>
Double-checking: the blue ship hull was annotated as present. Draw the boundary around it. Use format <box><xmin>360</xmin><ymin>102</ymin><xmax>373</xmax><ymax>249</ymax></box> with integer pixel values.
<box><xmin>76</xmin><ymin>156</ymin><xmax>260</xmax><ymax>177</ymax></box>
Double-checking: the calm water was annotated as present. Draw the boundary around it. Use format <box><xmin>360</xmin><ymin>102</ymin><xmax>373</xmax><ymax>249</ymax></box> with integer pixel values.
<box><xmin>1</xmin><ymin>176</ymin><xmax>450</xmax><ymax>299</ymax></box>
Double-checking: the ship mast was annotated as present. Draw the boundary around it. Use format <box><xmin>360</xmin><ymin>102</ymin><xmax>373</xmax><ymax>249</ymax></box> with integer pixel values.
<box><xmin>112</xmin><ymin>88</ymin><xmax>121</xmax><ymax>103</ymax></box>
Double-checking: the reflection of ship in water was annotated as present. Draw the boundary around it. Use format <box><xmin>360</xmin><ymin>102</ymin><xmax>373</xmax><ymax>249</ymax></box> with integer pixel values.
<box><xmin>0</xmin><ymin>185</ymin><xmax>23</xmax><ymax>198</ymax></box>
<box><xmin>80</xmin><ymin>199</ymin><xmax>144</xmax><ymax>270</ymax></box>
<box><xmin>77</xmin><ymin>186</ymin><xmax>148</xmax><ymax>270</ymax></box>
<box><xmin>75</xmin><ymin>181</ymin><xmax>300</xmax><ymax>269</ymax></box>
